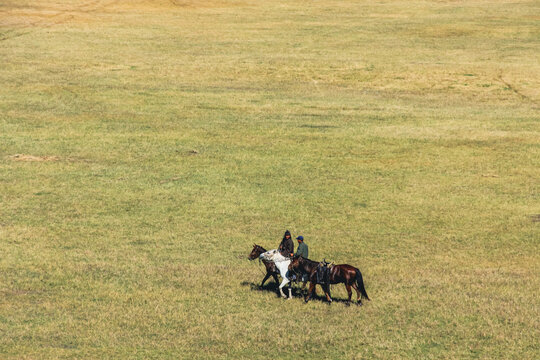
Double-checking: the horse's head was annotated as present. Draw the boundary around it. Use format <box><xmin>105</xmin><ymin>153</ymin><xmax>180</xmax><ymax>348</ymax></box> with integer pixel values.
<box><xmin>248</xmin><ymin>244</ymin><xmax>266</xmax><ymax>260</ymax></box>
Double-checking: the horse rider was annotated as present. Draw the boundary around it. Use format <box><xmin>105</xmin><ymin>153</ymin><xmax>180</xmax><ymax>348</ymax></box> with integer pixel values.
<box><xmin>295</xmin><ymin>235</ymin><xmax>309</xmax><ymax>283</ymax></box>
<box><xmin>295</xmin><ymin>235</ymin><xmax>308</xmax><ymax>259</ymax></box>
<box><xmin>278</xmin><ymin>230</ymin><xmax>294</xmax><ymax>257</ymax></box>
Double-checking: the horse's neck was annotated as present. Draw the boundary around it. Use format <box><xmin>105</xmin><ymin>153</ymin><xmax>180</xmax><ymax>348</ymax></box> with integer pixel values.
<box><xmin>304</xmin><ymin>259</ymin><xmax>319</xmax><ymax>273</ymax></box>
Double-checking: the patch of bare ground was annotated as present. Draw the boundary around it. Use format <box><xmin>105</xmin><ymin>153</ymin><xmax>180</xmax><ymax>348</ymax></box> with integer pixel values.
<box><xmin>9</xmin><ymin>154</ymin><xmax>60</xmax><ymax>162</ymax></box>
<box><xmin>0</xmin><ymin>288</ymin><xmax>42</xmax><ymax>296</ymax></box>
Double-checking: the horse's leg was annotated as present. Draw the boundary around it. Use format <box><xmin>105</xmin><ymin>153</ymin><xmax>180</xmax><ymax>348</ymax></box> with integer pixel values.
<box><xmin>345</xmin><ymin>283</ymin><xmax>352</xmax><ymax>306</ymax></box>
<box><xmin>260</xmin><ymin>272</ymin><xmax>271</xmax><ymax>288</ymax></box>
<box><xmin>287</xmin><ymin>283</ymin><xmax>292</xmax><ymax>299</ymax></box>
<box><xmin>272</xmin><ymin>273</ymin><xmax>279</xmax><ymax>287</ymax></box>
<box><xmin>285</xmin><ymin>269</ymin><xmax>293</xmax><ymax>299</ymax></box>
<box><xmin>305</xmin><ymin>282</ymin><xmax>316</xmax><ymax>303</ymax></box>
<box><xmin>279</xmin><ymin>277</ymin><xmax>290</xmax><ymax>299</ymax></box>
<box><xmin>275</xmin><ymin>262</ymin><xmax>287</xmax><ymax>298</ymax></box>
<box><xmin>351</xmin><ymin>283</ymin><xmax>362</xmax><ymax>306</ymax></box>
<box><xmin>282</xmin><ymin>262</ymin><xmax>292</xmax><ymax>299</ymax></box>
<box><xmin>279</xmin><ymin>281</ymin><xmax>286</xmax><ymax>298</ymax></box>
<box><xmin>324</xmin><ymin>284</ymin><xmax>332</xmax><ymax>304</ymax></box>
<box><xmin>300</xmin><ymin>280</ymin><xmax>307</xmax><ymax>296</ymax></box>
<box><xmin>276</xmin><ymin>268</ymin><xmax>284</xmax><ymax>297</ymax></box>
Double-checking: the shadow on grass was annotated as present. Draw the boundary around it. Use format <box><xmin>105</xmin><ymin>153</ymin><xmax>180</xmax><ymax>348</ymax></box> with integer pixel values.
<box><xmin>240</xmin><ymin>281</ymin><xmax>357</xmax><ymax>305</ymax></box>
<box><xmin>240</xmin><ymin>281</ymin><xmax>280</xmax><ymax>297</ymax></box>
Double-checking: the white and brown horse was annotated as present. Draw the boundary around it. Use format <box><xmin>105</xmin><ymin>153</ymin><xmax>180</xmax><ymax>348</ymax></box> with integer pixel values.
<box><xmin>259</xmin><ymin>249</ymin><xmax>293</xmax><ymax>299</ymax></box>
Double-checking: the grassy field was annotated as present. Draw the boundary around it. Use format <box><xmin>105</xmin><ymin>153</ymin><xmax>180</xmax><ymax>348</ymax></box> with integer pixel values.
<box><xmin>1</xmin><ymin>0</ymin><xmax>539</xmax><ymax>358</ymax></box>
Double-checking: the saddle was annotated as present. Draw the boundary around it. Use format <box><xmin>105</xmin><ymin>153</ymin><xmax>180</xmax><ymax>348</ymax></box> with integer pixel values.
<box><xmin>316</xmin><ymin>259</ymin><xmax>334</xmax><ymax>284</ymax></box>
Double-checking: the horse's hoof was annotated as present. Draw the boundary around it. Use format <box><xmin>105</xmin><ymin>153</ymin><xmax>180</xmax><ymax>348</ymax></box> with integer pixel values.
<box><xmin>345</xmin><ymin>302</ymin><xmax>351</xmax><ymax>307</ymax></box>
<box><xmin>357</xmin><ymin>302</ymin><xmax>363</xmax><ymax>306</ymax></box>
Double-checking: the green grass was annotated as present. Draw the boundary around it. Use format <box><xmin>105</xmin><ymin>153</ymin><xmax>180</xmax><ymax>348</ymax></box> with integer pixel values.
<box><xmin>0</xmin><ymin>0</ymin><xmax>539</xmax><ymax>358</ymax></box>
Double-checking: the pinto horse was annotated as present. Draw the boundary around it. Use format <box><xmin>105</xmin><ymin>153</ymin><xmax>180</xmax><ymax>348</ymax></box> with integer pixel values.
<box><xmin>288</xmin><ymin>255</ymin><xmax>370</xmax><ymax>306</ymax></box>
<box><xmin>259</xmin><ymin>249</ymin><xmax>293</xmax><ymax>299</ymax></box>
<box><xmin>248</xmin><ymin>244</ymin><xmax>279</xmax><ymax>288</ymax></box>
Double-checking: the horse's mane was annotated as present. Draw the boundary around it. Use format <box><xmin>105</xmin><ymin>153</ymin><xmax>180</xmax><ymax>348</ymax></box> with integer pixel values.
<box><xmin>254</xmin><ymin>244</ymin><xmax>267</xmax><ymax>252</ymax></box>
<box><xmin>298</xmin><ymin>256</ymin><xmax>319</xmax><ymax>267</ymax></box>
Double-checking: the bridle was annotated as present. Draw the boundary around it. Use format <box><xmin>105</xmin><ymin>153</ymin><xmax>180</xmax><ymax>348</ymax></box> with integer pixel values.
<box><xmin>249</xmin><ymin>246</ymin><xmax>274</xmax><ymax>277</ymax></box>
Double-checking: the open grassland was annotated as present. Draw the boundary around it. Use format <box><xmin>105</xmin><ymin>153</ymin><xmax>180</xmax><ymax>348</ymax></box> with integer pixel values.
<box><xmin>1</xmin><ymin>0</ymin><xmax>539</xmax><ymax>358</ymax></box>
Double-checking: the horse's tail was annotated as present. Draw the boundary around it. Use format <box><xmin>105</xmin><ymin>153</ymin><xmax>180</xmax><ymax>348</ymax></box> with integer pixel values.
<box><xmin>355</xmin><ymin>269</ymin><xmax>370</xmax><ymax>301</ymax></box>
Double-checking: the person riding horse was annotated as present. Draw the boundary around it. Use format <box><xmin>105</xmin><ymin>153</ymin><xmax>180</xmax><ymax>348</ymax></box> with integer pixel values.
<box><xmin>295</xmin><ymin>236</ymin><xmax>308</xmax><ymax>258</ymax></box>
<box><xmin>278</xmin><ymin>230</ymin><xmax>294</xmax><ymax>258</ymax></box>
<box><xmin>295</xmin><ymin>236</ymin><xmax>309</xmax><ymax>283</ymax></box>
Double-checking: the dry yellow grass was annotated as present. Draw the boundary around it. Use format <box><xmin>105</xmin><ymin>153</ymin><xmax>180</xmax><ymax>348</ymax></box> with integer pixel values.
<box><xmin>0</xmin><ymin>0</ymin><xmax>538</xmax><ymax>359</ymax></box>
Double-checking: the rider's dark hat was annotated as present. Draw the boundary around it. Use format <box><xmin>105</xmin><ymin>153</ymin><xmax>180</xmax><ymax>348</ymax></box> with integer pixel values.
<box><xmin>296</xmin><ymin>236</ymin><xmax>304</xmax><ymax>241</ymax></box>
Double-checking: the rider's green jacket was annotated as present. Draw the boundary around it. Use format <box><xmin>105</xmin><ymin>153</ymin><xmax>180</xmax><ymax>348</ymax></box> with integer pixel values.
<box><xmin>295</xmin><ymin>242</ymin><xmax>308</xmax><ymax>258</ymax></box>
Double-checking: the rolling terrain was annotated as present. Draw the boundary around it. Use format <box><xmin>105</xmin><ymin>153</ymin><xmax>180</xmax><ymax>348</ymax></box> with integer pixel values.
<box><xmin>1</xmin><ymin>0</ymin><xmax>539</xmax><ymax>358</ymax></box>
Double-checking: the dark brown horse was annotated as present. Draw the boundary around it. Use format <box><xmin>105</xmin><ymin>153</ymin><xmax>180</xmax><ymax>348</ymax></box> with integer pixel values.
<box><xmin>248</xmin><ymin>244</ymin><xmax>279</xmax><ymax>288</ymax></box>
<box><xmin>288</xmin><ymin>255</ymin><xmax>370</xmax><ymax>306</ymax></box>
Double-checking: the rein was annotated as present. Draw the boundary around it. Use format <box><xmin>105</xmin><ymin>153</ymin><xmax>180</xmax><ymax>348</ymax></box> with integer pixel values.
<box><xmin>251</xmin><ymin>253</ymin><xmax>271</xmax><ymax>278</ymax></box>
<box><xmin>255</xmin><ymin>260</ymin><xmax>268</xmax><ymax>277</ymax></box>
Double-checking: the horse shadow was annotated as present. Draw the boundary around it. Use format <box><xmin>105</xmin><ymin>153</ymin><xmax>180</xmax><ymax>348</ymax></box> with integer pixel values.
<box><xmin>240</xmin><ymin>281</ymin><xmax>353</xmax><ymax>304</ymax></box>
<box><xmin>240</xmin><ymin>280</ymin><xmax>285</xmax><ymax>296</ymax></box>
